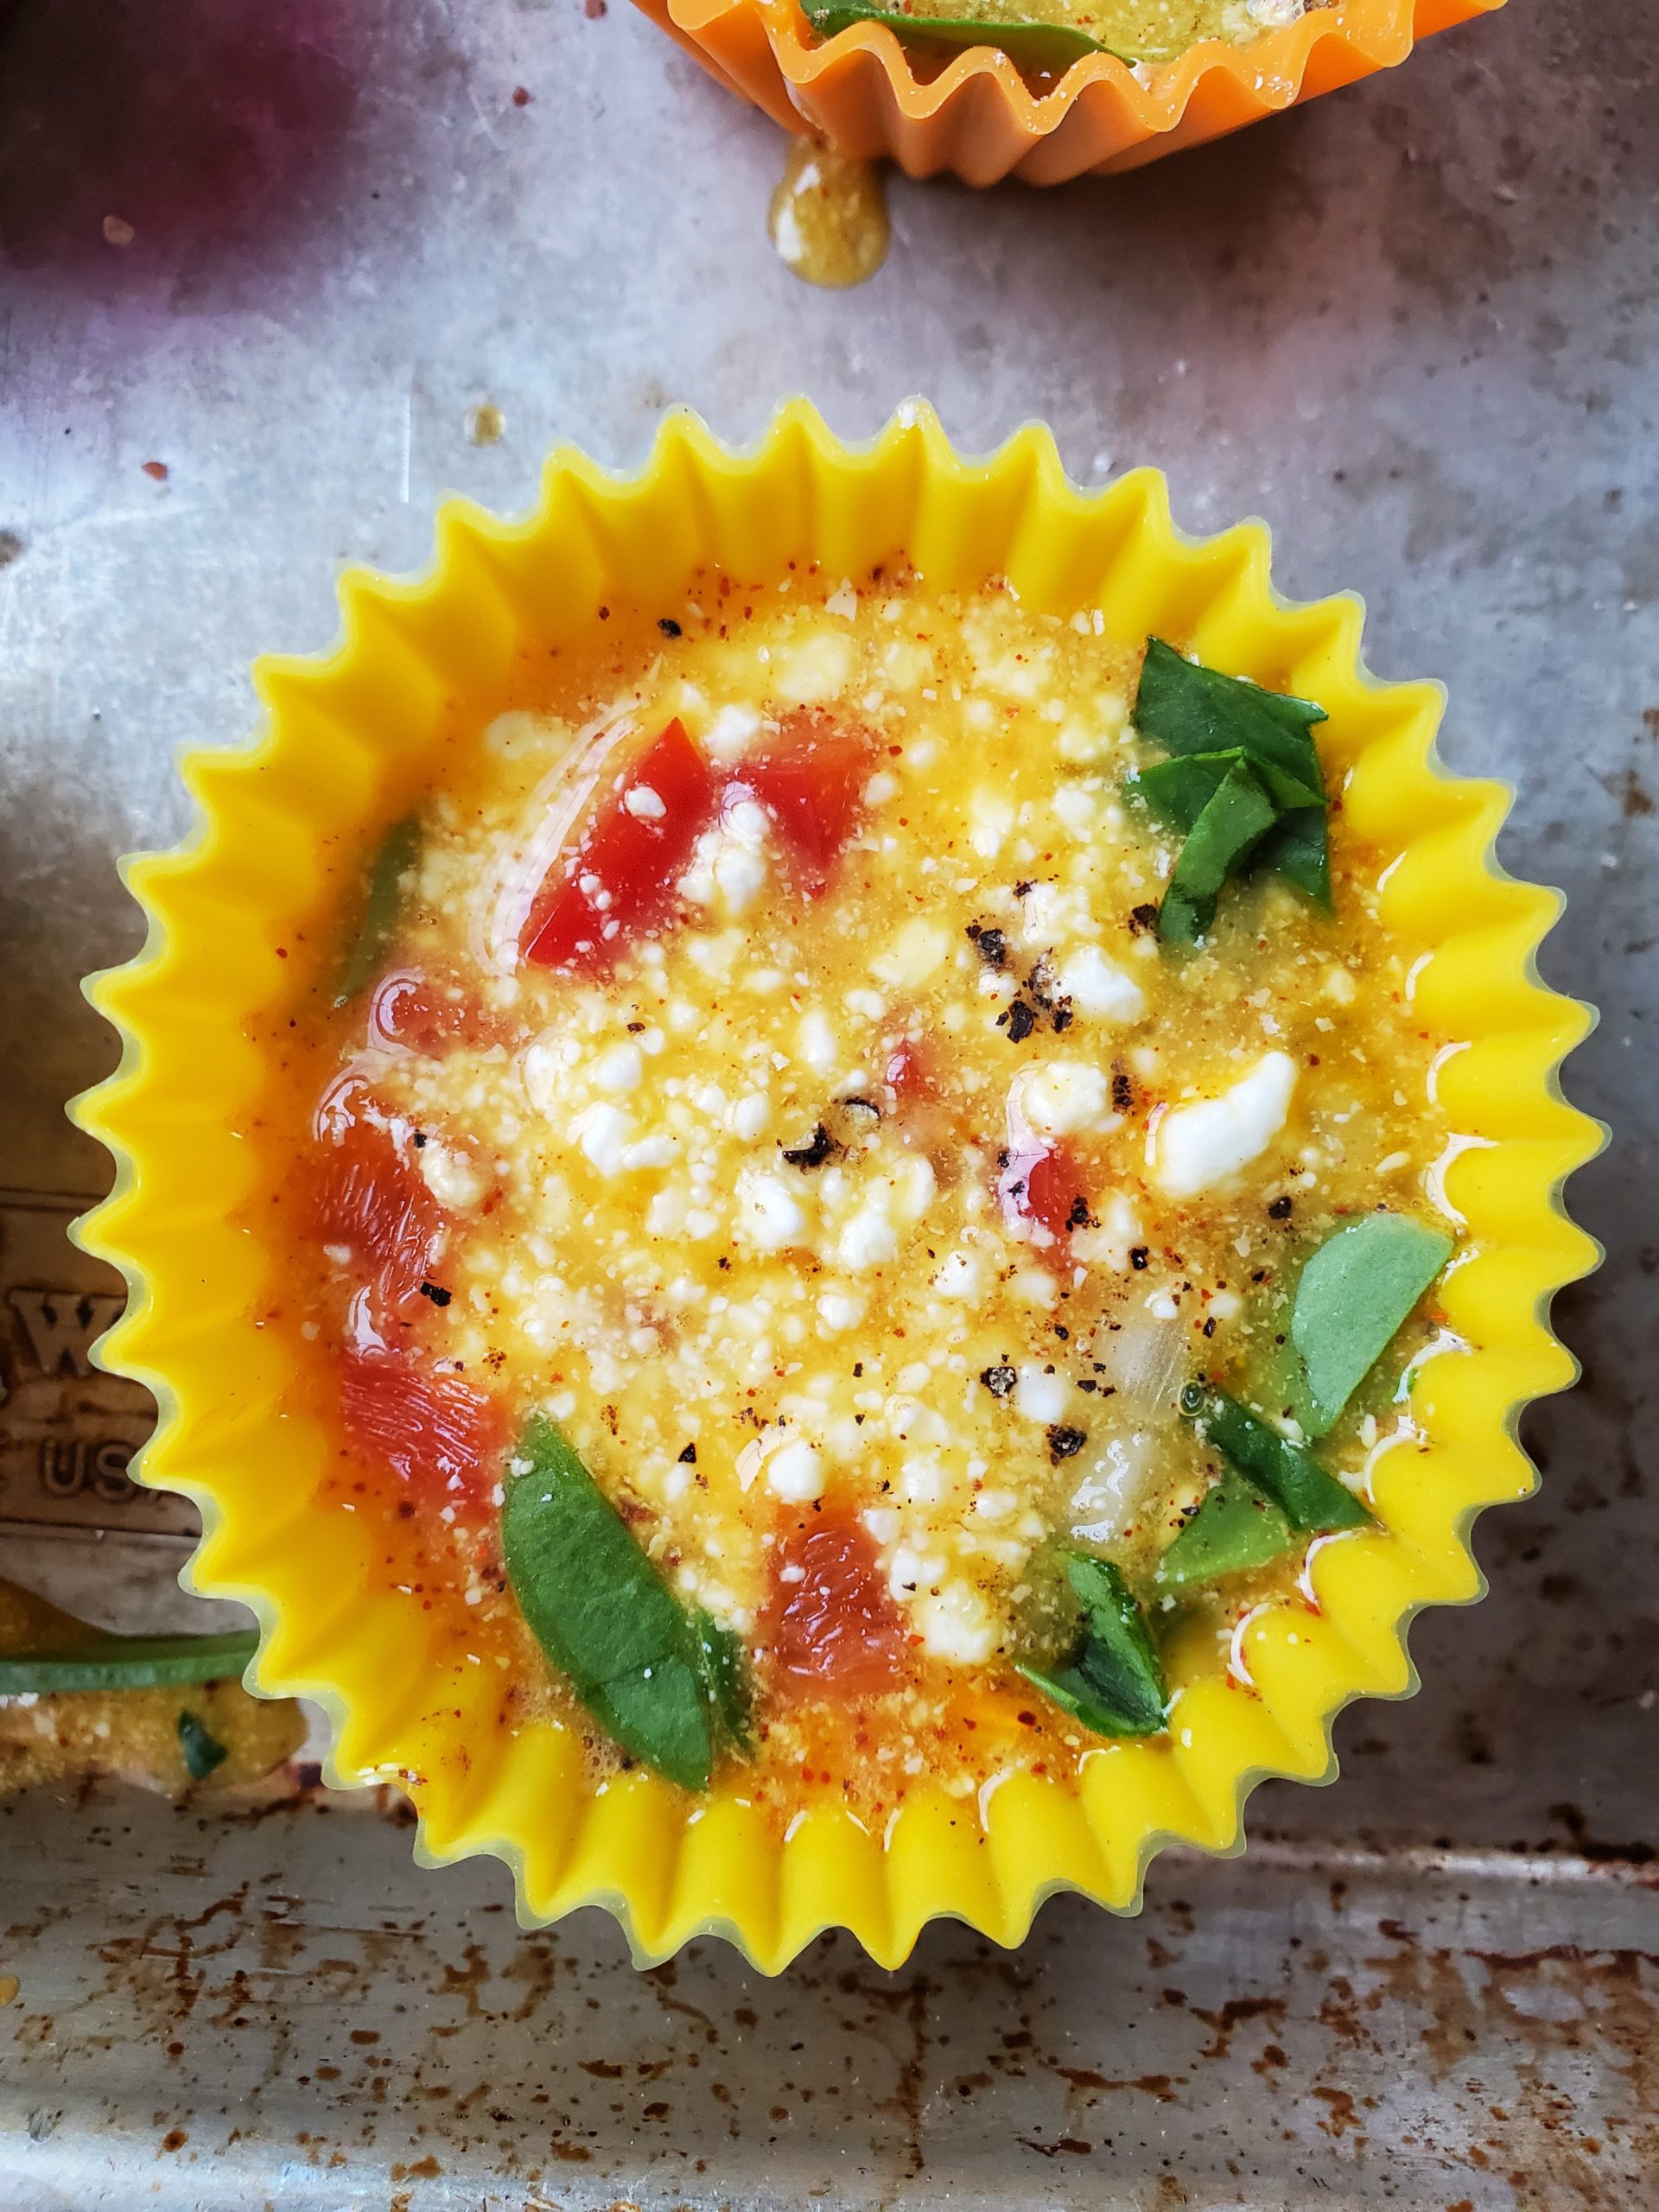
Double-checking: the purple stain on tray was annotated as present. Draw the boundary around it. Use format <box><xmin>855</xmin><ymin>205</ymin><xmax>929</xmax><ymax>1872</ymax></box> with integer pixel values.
<box><xmin>0</xmin><ymin>0</ymin><xmax>377</xmax><ymax>291</ymax></box>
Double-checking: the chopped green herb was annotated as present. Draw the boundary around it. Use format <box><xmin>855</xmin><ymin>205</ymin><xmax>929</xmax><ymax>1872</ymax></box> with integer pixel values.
<box><xmin>1156</xmin><ymin>759</ymin><xmax>1281</xmax><ymax>947</ymax></box>
<box><xmin>1016</xmin><ymin>1553</ymin><xmax>1167</xmax><ymax>1737</ymax></box>
<box><xmin>335</xmin><ymin>815</ymin><xmax>420</xmax><ymax>1006</ymax></box>
<box><xmin>1153</xmin><ymin>1466</ymin><xmax>1295</xmax><ymax>1592</ymax></box>
<box><xmin>1252</xmin><ymin>800</ymin><xmax>1331</xmax><ymax>907</ymax></box>
<box><xmin>1197</xmin><ymin>1390</ymin><xmax>1369</xmax><ymax>1531</ymax></box>
<box><xmin>1135</xmin><ymin>638</ymin><xmax>1327</xmax><ymax>793</ymax></box>
<box><xmin>0</xmin><ymin>1629</ymin><xmax>258</xmax><ymax>1695</ymax></box>
<box><xmin>502</xmin><ymin>1415</ymin><xmax>713</xmax><ymax>1790</ymax></box>
<box><xmin>1131</xmin><ymin>639</ymin><xmax>1332</xmax><ymax>938</ymax></box>
<box><xmin>1291</xmin><ymin>1213</ymin><xmax>1455</xmax><ymax>1437</ymax></box>
<box><xmin>177</xmin><ymin>1708</ymin><xmax>229</xmax><ymax>1782</ymax></box>
<box><xmin>693</xmin><ymin>1610</ymin><xmax>754</xmax><ymax>1753</ymax></box>
<box><xmin>1130</xmin><ymin>747</ymin><xmax>1321</xmax><ymax>830</ymax></box>
<box><xmin>798</xmin><ymin>0</ymin><xmax>1147</xmax><ymax>69</ymax></box>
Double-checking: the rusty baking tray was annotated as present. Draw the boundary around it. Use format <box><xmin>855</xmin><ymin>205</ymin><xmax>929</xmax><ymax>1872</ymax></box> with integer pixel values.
<box><xmin>0</xmin><ymin>0</ymin><xmax>1654</xmax><ymax>2201</ymax></box>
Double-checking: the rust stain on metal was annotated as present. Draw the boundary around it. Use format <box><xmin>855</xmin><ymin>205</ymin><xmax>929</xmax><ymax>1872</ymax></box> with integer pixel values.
<box><xmin>1190</xmin><ymin>1993</ymin><xmax>1286</xmax><ymax>2061</ymax></box>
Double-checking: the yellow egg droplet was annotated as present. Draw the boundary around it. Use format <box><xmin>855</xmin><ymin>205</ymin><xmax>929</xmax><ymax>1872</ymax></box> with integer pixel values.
<box><xmin>768</xmin><ymin>140</ymin><xmax>889</xmax><ymax>290</ymax></box>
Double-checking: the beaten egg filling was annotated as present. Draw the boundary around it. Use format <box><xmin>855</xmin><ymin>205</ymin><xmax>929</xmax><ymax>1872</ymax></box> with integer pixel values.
<box><xmin>265</xmin><ymin>567</ymin><xmax>1463</xmax><ymax>1818</ymax></box>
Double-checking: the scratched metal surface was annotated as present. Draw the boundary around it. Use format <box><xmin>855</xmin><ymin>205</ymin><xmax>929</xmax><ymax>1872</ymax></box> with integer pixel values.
<box><xmin>0</xmin><ymin>0</ymin><xmax>1656</xmax><ymax>2202</ymax></box>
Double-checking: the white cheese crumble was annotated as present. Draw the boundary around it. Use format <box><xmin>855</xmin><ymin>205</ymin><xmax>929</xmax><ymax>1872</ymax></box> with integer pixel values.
<box><xmin>591</xmin><ymin>1039</ymin><xmax>644</xmax><ymax>1094</ymax></box>
<box><xmin>735</xmin><ymin>1168</ymin><xmax>805</xmax><ymax>1252</ymax></box>
<box><xmin>766</xmin><ymin>1436</ymin><xmax>825</xmax><ymax>1503</ymax></box>
<box><xmin>1054</xmin><ymin>944</ymin><xmax>1145</xmax><ymax>1023</ymax></box>
<box><xmin>1013</xmin><ymin>1365</ymin><xmax>1070</xmax><ymax>1423</ymax></box>
<box><xmin>571</xmin><ymin>1101</ymin><xmax>634</xmax><ymax>1177</ymax></box>
<box><xmin>1009</xmin><ymin>1059</ymin><xmax>1113</xmax><ymax>1140</ymax></box>
<box><xmin>702</xmin><ymin>703</ymin><xmax>762</xmax><ymax>762</ymax></box>
<box><xmin>417</xmin><ymin>1139</ymin><xmax>489</xmax><ymax>1212</ymax></box>
<box><xmin>1151</xmin><ymin>1051</ymin><xmax>1298</xmax><ymax>1198</ymax></box>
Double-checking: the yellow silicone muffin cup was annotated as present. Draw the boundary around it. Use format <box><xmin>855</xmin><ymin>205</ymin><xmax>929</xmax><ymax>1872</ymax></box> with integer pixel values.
<box><xmin>73</xmin><ymin>401</ymin><xmax>1599</xmax><ymax>1972</ymax></box>
<box><xmin>635</xmin><ymin>0</ymin><xmax>1503</xmax><ymax>186</ymax></box>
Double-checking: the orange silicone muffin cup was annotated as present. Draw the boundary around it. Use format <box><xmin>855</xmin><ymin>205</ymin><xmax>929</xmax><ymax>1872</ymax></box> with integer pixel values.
<box><xmin>634</xmin><ymin>0</ymin><xmax>1503</xmax><ymax>186</ymax></box>
<box><xmin>72</xmin><ymin>402</ymin><xmax>1600</xmax><ymax>1971</ymax></box>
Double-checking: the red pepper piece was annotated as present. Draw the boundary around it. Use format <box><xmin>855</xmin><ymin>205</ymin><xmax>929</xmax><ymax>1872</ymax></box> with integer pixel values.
<box><xmin>371</xmin><ymin>970</ymin><xmax>486</xmax><ymax>1054</ymax></box>
<box><xmin>521</xmin><ymin>716</ymin><xmax>717</xmax><ymax>969</ymax></box>
<box><xmin>741</xmin><ymin>709</ymin><xmax>872</xmax><ymax>888</ymax></box>
<box><xmin>340</xmin><ymin>1349</ymin><xmax>501</xmax><ymax>1510</ymax></box>
<box><xmin>311</xmin><ymin>1090</ymin><xmax>440</xmax><ymax>1316</ymax></box>
<box><xmin>768</xmin><ymin>1499</ymin><xmax>911</xmax><ymax>1694</ymax></box>
<box><xmin>884</xmin><ymin>1038</ymin><xmax>934</xmax><ymax>1100</ymax></box>
<box><xmin>1020</xmin><ymin>1144</ymin><xmax>1090</xmax><ymax>1243</ymax></box>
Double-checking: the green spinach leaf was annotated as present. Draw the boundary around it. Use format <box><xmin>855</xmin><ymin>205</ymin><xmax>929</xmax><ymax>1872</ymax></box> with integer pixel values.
<box><xmin>1158</xmin><ymin>758</ymin><xmax>1281</xmax><ymax>947</ymax></box>
<box><xmin>694</xmin><ymin>1610</ymin><xmax>754</xmax><ymax>1753</ymax></box>
<box><xmin>1132</xmin><ymin>639</ymin><xmax>1333</xmax><ymax>930</ymax></box>
<box><xmin>1199</xmin><ymin>1390</ymin><xmax>1370</xmax><ymax>1531</ymax></box>
<box><xmin>1292</xmin><ymin>1214</ymin><xmax>1455</xmax><ymax>1436</ymax></box>
<box><xmin>799</xmin><ymin>0</ymin><xmax>1144</xmax><ymax>67</ymax></box>
<box><xmin>1129</xmin><ymin>746</ymin><xmax>1321</xmax><ymax>830</ymax></box>
<box><xmin>503</xmin><ymin>1415</ymin><xmax>713</xmax><ymax>1790</ymax></box>
<box><xmin>1135</xmin><ymin>637</ymin><xmax>1327</xmax><ymax>791</ymax></box>
<box><xmin>1017</xmin><ymin>1552</ymin><xmax>1167</xmax><ymax>1736</ymax></box>
<box><xmin>1153</xmin><ymin>1467</ymin><xmax>1295</xmax><ymax>1592</ymax></box>
<box><xmin>0</xmin><ymin>1630</ymin><xmax>258</xmax><ymax>1695</ymax></box>
<box><xmin>177</xmin><ymin>1708</ymin><xmax>230</xmax><ymax>1781</ymax></box>
<box><xmin>335</xmin><ymin>815</ymin><xmax>420</xmax><ymax>1006</ymax></box>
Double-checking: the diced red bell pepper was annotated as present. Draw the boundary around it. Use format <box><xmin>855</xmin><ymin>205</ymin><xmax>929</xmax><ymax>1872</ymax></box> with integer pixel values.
<box><xmin>311</xmin><ymin>1090</ymin><xmax>440</xmax><ymax>1317</ymax></box>
<box><xmin>740</xmin><ymin>709</ymin><xmax>872</xmax><ymax>889</ymax></box>
<box><xmin>371</xmin><ymin>970</ymin><xmax>486</xmax><ymax>1054</ymax></box>
<box><xmin>768</xmin><ymin>1500</ymin><xmax>912</xmax><ymax>1695</ymax></box>
<box><xmin>1021</xmin><ymin>1145</ymin><xmax>1090</xmax><ymax>1241</ymax></box>
<box><xmin>1000</xmin><ymin>1140</ymin><xmax>1090</xmax><ymax>1246</ymax></box>
<box><xmin>340</xmin><ymin>1348</ymin><xmax>501</xmax><ymax>1511</ymax></box>
<box><xmin>884</xmin><ymin>1038</ymin><xmax>934</xmax><ymax>1101</ymax></box>
<box><xmin>521</xmin><ymin>717</ymin><xmax>717</xmax><ymax>969</ymax></box>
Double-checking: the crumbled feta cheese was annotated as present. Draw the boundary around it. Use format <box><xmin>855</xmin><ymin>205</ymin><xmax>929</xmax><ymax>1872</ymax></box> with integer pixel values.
<box><xmin>1071</xmin><ymin>1192</ymin><xmax>1141</xmax><ymax>1271</ymax></box>
<box><xmin>837</xmin><ymin>1198</ymin><xmax>899</xmax><ymax>1269</ymax></box>
<box><xmin>735</xmin><ymin>1168</ymin><xmax>805</xmax><ymax>1252</ymax></box>
<box><xmin>418</xmin><ymin>1140</ymin><xmax>489</xmax><ymax>1212</ymax></box>
<box><xmin>766</xmin><ymin>1436</ymin><xmax>825</xmax><ymax>1503</ymax></box>
<box><xmin>1152</xmin><ymin>1052</ymin><xmax>1298</xmax><ymax>1198</ymax></box>
<box><xmin>1014</xmin><ymin>1365</ymin><xmax>1070</xmax><ymax>1422</ymax></box>
<box><xmin>1055</xmin><ymin>944</ymin><xmax>1145</xmax><ymax>1023</ymax></box>
<box><xmin>571</xmin><ymin>1102</ymin><xmax>633</xmax><ymax>1177</ymax></box>
<box><xmin>913</xmin><ymin>1581</ymin><xmax>996</xmax><ymax>1663</ymax></box>
<box><xmin>622</xmin><ymin>783</ymin><xmax>666</xmax><ymax>821</ymax></box>
<box><xmin>702</xmin><ymin>702</ymin><xmax>762</xmax><ymax>761</ymax></box>
<box><xmin>798</xmin><ymin>1008</ymin><xmax>838</xmax><ymax>1075</ymax></box>
<box><xmin>817</xmin><ymin>1287</ymin><xmax>866</xmax><ymax>1331</ymax></box>
<box><xmin>731</xmin><ymin>1093</ymin><xmax>771</xmax><ymax>1141</ymax></box>
<box><xmin>1051</xmin><ymin>784</ymin><xmax>1101</xmax><ymax>839</ymax></box>
<box><xmin>773</xmin><ymin>630</ymin><xmax>854</xmax><ymax>704</ymax></box>
<box><xmin>1010</xmin><ymin>1059</ymin><xmax>1112</xmax><ymax>1139</ymax></box>
<box><xmin>931</xmin><ymin>1249</ymin><xmax>981</xmax><ymax>1299</ymax></box>
<box><xmin>591</xmin><ymin>1040</ymin><xmax>645</xmax><ymax>1093</ymax></box>
<box><xmin>620</xmin><ymin>1133</ymin><xmax>677</xmax><ymax>1172</ymax></box>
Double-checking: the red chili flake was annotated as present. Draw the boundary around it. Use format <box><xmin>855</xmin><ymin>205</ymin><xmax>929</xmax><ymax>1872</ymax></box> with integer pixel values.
<box><xmin>141</xmin><ymin>460</ymin><xmax>168</xmax><ymax>481</ymax></box>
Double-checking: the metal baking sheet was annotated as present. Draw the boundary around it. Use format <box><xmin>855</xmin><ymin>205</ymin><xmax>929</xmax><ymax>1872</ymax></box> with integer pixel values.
<box><xmin>0</xmin><ymin>0</ymin><xmax>1654</xmax><ymax>2200</ymax></box>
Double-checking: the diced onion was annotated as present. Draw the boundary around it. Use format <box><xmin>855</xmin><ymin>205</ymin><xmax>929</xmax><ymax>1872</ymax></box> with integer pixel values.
<box><xmin>1091</xmin><ymin>1304</ymin><xmax>1186</xmax><ymax>1421</ymax></box>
